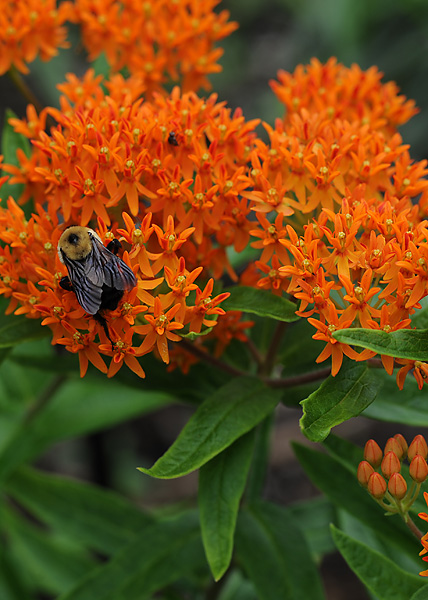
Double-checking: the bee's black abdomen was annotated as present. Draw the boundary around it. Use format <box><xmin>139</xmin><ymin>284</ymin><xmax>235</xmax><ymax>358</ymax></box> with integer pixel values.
<box><xmin>100</xmin><ymin>285</ymin><xmax>124</xmax><ymax>312</ymax></box>
<box><xmin>106</xmin><ymin>239</ymin><xmax>122</xmax><ymax>255</ymax></box>
<box><xmin>59</xmin><ymin>276</ymin><xmax>73</xmax><ymax>291</ymax></box>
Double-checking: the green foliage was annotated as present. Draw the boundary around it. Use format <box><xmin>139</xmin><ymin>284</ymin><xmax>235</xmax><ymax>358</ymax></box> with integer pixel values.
<box><xmin>331</xmin><ymin>526</ymin><xmax>425</xmax><ymax>599</ymax></box>
<box><xmin>199</xmin><ymin>431</ymin><xmax>255</xmax><ymax>580</ymax></box>
<box><xmin>0</xmin><ymin>109</ymin><xmax>31</xmax><ymax>205</ymax></box>
<box><xmin>333</xmin><ymin>327</ymin><xmax>428</xmax><ymax>361</ymax></box>
<box><xmin>138</xmin><ymin>377</ymin><xmax>281</xmax><ymax>479</ymax></box>
<box><xmin>300</xmin><ymin>360</ymin><xmax>381</xmax><ymax>441</ymax></box>
<box><xmin>222</xmin><ymin>286</ymin><xmax>300</xmax><ymax>322</ymax></box>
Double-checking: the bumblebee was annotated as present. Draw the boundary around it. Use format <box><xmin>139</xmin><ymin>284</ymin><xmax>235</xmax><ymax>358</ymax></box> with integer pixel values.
<box><xmin>58</xmin><ymin>226</ymin><xmax>136</xmax><ymax>343</ymax></box>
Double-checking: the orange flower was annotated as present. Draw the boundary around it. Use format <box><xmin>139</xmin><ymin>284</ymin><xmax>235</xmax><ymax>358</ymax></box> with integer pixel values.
<box><xmin>0</xmin><ymin>0</ymin><xmax>72</xmax><ymax>75</ymax></box>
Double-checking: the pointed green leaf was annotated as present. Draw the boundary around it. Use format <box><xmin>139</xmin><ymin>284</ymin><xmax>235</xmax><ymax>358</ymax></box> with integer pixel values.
<box><xmin>222</xmin><ymin>286</ymin><xmax>299</xmax><ymax>322</ymax></box>
<box><xmin>57</xmin><ymin>511</ymin><xmax>206</xmax><ymax>600</ymax></box>
<box><xmin>0</xmin><ymin>109</ymin><xmax>31</xmax><ymax>204</ymax></box>
<box><xmin>5</xmin><ymin>467</ymin><xmax>152</xmax><ymax>554</ymax></box>
<box><xmin>333</xmin><ymin>327</ymin><xmax>428</xmax><ymax>361</ymax></box>
<box><xmin>293</xmin><ymin>442</ymin><xmax>420</xmax><ymax>560</ymax></box>
<box><xmin>331</xmin><ymin>525</ymin><xmax>424</xmax><ymax>600</ymax></box>
<box><xmin>199</xmin><ymin>431</ymin><xmax>255</xmax><ymax>581</ymax></box>
<box><xmin>139</xmin><ymin>377</ymin><xmax>281</xmax><ymax>479</ymax></box>
<box><xmin>300</xmin><ymin>361</ymin><xmax>380</xmax><ymax>442</ymax></box>
<box><xmin>235</xmin><ymin>503</ymin><xmax>325</xmax><ymax>600</ymax></box>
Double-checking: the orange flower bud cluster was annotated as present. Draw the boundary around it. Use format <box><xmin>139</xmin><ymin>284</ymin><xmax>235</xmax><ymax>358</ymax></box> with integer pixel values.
<box><xmin>359</xmin><ymin>434</ymin><xmax>428</xmax><ymax>508</ymax></box>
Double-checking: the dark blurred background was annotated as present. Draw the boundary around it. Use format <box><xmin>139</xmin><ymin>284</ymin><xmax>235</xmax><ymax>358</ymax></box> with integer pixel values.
<box><xmin>2</xmin><ymin>0</ymin><xmax>428</xmax><ymax>597</ymax></box>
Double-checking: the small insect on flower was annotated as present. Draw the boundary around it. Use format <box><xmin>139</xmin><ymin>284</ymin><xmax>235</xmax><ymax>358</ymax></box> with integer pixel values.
<box><xmin>167</xmin><ymin>131</ymin><xmax>179</xmax><ymax>146</ymax></box>
<box><xmin>57</xmin><ymin>226</ymin><xmax>137</xmax><ymax>345</ymax></box>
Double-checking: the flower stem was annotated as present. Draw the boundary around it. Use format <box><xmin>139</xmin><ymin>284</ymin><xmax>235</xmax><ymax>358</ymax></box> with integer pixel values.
<box><xmin>259</xmin><ymin>321</ymin><xmax>287</xmax><ymax>377</ymax></box>
<box><xmin>8</xmin><ymin>66</ymin><xmax>44</xmax><ymax>114</ymax></box>
<box><xmin>404</xmin><ymin>514</ymin><xmax>424</xmax><ymax>540</ymax></box>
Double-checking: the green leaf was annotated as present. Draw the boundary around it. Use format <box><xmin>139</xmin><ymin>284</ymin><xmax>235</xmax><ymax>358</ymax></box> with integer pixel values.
<box><xmin>235</xmin><ymin>503</ymin><xmax>325</xmax><ymax>600</ymax></box>
<box><xmin>410</xmin><ymin>584</ymin><xmax>428</xmax><ymax>600</ymax></box>
<box><xmin>0</xmin><ymin>547</ymin><xmax>32</xmax><ymax>600</ymax></box>
<box><xmin>293</xmin><ymin>442</ymin><xmax>420</xmax><ymax>560</ymax></box>
<box><xmin>333</xmin><ymin>327</ymin><xmax>428</xmax><ymax>361</ymax></box>
<box><xmin>222</xmin><ymin>286</ymin><xmax>299</xmax><ymax>322</ymax></box>
<box><xmin>2</xmin><ymin>504</ymin><xmax>96</xmax><ymax>596</ymax></box>
<box><xmin>0</xmin><ymin>109</ymin><xmax>31</xmax><ymax>204</ymax></box>
<box><xmin>5</xmin><ymin>467</ymin><xmax>152</xmax><ymax>554</ymax></box>
<box><xmin>0</xmin><ymin>378</ymin><xmax>172</xmax><ymax>483</ymax></box>
<box><xmin>364</xmin><ymin>370</ymin><xmax>428</xmax><ymax>426</ymax></box>
<box><xmin>139</xmin><ymin>377</ymin><xmax>281</xmax><ymax>479</ymax></box>
<box><xmin>0</xmin><ymin>312</ymin><xmax>49</xmax><ymax>347</ymax></box>
<box><xmin>57</xmin><ymin>511</ymin><xmax>206</xmax><ymax>600</ymax></box>
<box><xmin>218</xmin><ymin>569</ymin><xmax>259</xmax><ymax>600</ymax></box>
<box><xmin>199</xmin><ymin>431</ymin><xmax>255</xmax><ymax>581</ymax></box>
<box><xmin>287</xmin><ymin>496</ymin><xmax>336</xmax><ymax>557</ymax></box>
<box><xmin>331</xmin><ymin>525</ymin><xmax>424</xmax><ymax>600</ymax></box>
<box><xmin>300</xmin><ymin>361</ymin><xmax>381</xmax><ymax>442</ymax></box>
<box><xmin>411</xmin><ymin>301</ymin><xmax>428</xmax><ymax>329</ymax></box>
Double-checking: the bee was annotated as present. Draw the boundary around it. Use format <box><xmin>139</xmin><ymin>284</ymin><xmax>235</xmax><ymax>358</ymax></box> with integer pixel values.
<box><xmin>57</xmin><ymin>226</ymin><xmax>137</xmax><ymax>345</ymax></box>
<box><xmin>167</xmin><ymin>131</ymin><xmax>179</xmax><ymax>146</ymax></box>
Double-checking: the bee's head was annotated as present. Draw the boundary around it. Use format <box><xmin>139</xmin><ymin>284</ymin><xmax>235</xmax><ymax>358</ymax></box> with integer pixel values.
<box><xmin>58</xmin><ymin>226</ymin><xmax>94</xmax><ymax>262</ymax></box>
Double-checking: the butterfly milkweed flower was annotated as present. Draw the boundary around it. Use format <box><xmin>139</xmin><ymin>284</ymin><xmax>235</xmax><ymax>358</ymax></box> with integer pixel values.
<box><xmin>0</xmin><ymin>0</ymin><xmax>72</xmax><ymax>75</ymax></box>
<box><xmin>3</xmin><ymin>59</ymin><xmax>428</xmax><ymax>386</ymax></box>
<box><xmin>69</xmin><ymin>0</ymin><xmax>238</xmax><ymax>95</ymax></box>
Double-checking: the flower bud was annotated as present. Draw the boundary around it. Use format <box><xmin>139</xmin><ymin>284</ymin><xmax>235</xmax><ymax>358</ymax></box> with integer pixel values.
<box><xmin>381</xmin><ymin>451</ymin><xmax>401</xmax><ymax>479</ymax></box>
<box><xmin>408</xmin><ymin>435</ymin><xmax>428</xmax><ymax>461</ymax></box>
<box><xmin>384</xmin><ymin>437</ymin><xmax>404</xmax><ymax>460</ymax></box>
<box><xmin>388</xmin><ymin>472</ymin><xmax>407</xmax><ymax>500</ymax></box>
<box><xmin>393</xmin><ymin>434</ymin><xmax>408</xmax><ymax>459</ymax></box>
<box><xmin>364</xmin><ymin>439</ymin><xmax>382</xmax><ymax>467</ymax></box>
<box><xmin>410</xmin><ymin>455</ymin><xmax>428</xmax><ymax>483</ymax></box>
<box><xmin>357</xmin><ymin>461</ymin><xmax>374</xmax><ymax>487</ymax></box>
<box><xmin>368</xmin><ymin>472</ymin><xmax>387</xmax><ymax>499</ymax></box>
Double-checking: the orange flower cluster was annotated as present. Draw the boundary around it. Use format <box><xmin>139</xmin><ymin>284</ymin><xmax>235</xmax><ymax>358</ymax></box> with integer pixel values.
<box><xmin>0</xmin><ymin>0</ymin><xmax>71</xmax><ymax>74</ymax></box>
<box><xmin>0</xmin><ymin>73</ymin><xmax>261</xmax><ymax>377</ymax></box>
<box><xmin>240</xmin><ymin>58</ymin><xmax>428</xmax><ymax>387</ymax></box>
<box><xmin>69</xmin><ymin>0</ymin><xmax>237</xmax><ymax>94</ymax></box>
<box><xmin>3</xmin><ymin>59</ymin><xmax>428</xmax><ymax>386</ymax></box>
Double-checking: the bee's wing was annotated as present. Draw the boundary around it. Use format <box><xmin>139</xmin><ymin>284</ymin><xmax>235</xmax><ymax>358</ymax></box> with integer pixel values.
<box><xmin>88</xmin><ymin>234</ymin><xmax>137</xmax><ymax>291</ymax></box>
<box><xmin>61</xmin><ymin>253</ymin><xmax>103</xmax><ymax>315</ymax></box>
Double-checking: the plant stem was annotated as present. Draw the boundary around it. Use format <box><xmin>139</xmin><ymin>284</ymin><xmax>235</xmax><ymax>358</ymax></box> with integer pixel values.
<box><xmin>24</xmin><ymin>374</ymin><xmax>67</xmax><ymax>423</ymax></box>
<box><xmin>8</xmin><ymin>66</ymin><xmax>44</xmax><ymax>114</ymax></box>
<box><xmin>259</xmin><ymin>321</ymin><xmax>287</xmax><ymax>376</ymax></box>
<box><xmin>262</xmin><ymin>366</ymin><xmax>331</xmax><ymax>388</ymax></box>
<box><xmin>405</xmin><ymin>514</ymin><xmax>424</xmax><ymax>540</ymax></box>
<box><xmin>179</xmin><ymin>339</ymin><xmax>246</xmax><ymax>378</ymax></box>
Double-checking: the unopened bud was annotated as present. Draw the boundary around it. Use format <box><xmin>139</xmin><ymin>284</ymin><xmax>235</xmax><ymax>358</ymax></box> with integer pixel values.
<box><xmin>388</xmin><ymin>472</ymin><xmax>407</xmax><ymax>500</ymax></box>
<box><xmin>393</xmin><ymin>434</ymin><xmax>408</xmax><ymax>459</ymax></box>
<box><xmin>385</xmin><ymin>437</ymin><xmax>404</xmax><ymax>461</ymax></box>
<box><xmin>410</xmin><ymin>455</ymin><xmax>428</xmax><ymax>483</ymax></box>
<box><xmin>368</xmin><ymin>472</ymin><xmax>387</xmax><ymax>499</ymax></box>
<box><xmin>364</xmin><ymin>439</ymin><xmax>383</xmax><ymax>468</ymax></box>
<box><xmin>357</xmin><ymin>461</ymin><xmax>374</xmax><ymax>487</ymax></box>
<box><xmin>408</xmin><ymin>435</ymin><xmax>428</xmax><ymax>461</ymax></box>
<box><xmin>381</xmin><ymin>451</ymin><xmax>401</xmax><ymax>479</ymax></box>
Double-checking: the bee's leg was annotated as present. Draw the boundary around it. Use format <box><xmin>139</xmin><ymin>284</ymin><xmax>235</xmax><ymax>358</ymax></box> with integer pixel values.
<box><xmin>59</xmin><ymin>276</ymin><xmax>73</xmax><ymax>291</ymax></box>
<box><xmin>93</xmin><ymin>312</ymin><xmax>115</xmax><ymax>350</ymax></box>
<box><xmin>106</xmin><ymin>239</ymin><xmax>122</xmax><ymax>255</ymax></box>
